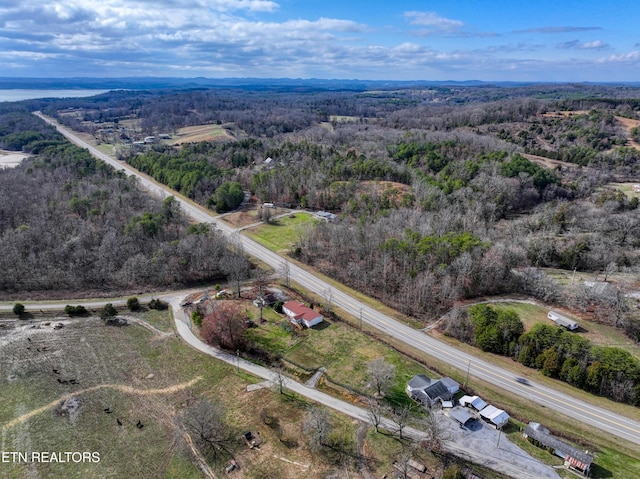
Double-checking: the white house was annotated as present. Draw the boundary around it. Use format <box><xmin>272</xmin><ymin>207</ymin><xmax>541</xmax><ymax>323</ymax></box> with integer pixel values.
<box><xmin>547</xmin><ymin>310</ymin><xmax>578</xmax><ymax>330</ymax></box>
<box><xmin>282</xmin><ymin>301</ymin><xmax>323</xmax><ymax>328</ymax></box>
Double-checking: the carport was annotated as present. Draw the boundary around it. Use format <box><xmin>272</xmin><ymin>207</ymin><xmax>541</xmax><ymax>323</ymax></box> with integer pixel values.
<box><xmin>449</xmin><ymin>406</ymin><xmax>474</xmax><ymax>427</ymax></box>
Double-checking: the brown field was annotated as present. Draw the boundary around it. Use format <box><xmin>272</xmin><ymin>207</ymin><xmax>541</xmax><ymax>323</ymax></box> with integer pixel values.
<box><xmin>615</xmin><ymin>116</ymin><xmax>640</xmax><ymax>150</ymax></box>
<box><xmin>169</xmin><ymin>124</ymin><xmax>236</xmax><ymax>145</ymax></box>
<box><xmin>0</xmin><ymin>312</ymin><xmax>369</xmax><ymax>478</ymax></box>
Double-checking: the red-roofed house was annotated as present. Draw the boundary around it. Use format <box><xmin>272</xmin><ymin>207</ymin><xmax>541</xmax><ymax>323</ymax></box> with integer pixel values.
<box><xmin>282</xmin><ymin>301</ymin><xmax>323</xmax><ymax>328</ymax></box>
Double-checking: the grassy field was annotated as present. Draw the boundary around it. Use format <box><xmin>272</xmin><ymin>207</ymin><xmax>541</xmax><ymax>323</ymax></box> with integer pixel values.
<box><xmin>1</xmin><ymin>309</ymin><xmax>409</xmax><ymax>479</ymax></box>
<box><xmin>245</xmin><ymin>213</ymin><xmax>316</xmax><ymax>252</ymax></box>
<box><xmin>611</xmin><ymin>182</ymin><xmax>640</xmax><ymax>198</ymax></box>
<box><xmin>168</xmin><ymin>124</ymin><xmax>234</xmax><ymax>145</ymax></box>
<box><xmin>488</xmin><ymin>300</ymin><xmax>640</xmax><ymax>359</ymax></box>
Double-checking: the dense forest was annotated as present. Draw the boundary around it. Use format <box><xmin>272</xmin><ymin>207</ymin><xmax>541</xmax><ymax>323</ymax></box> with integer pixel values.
<box><xmin>0</xmin><ymin>105</ymin><xmax>243</xmax><ymax>297</ymax></box>
<box><xmin>2</xmin><ymin>84</ymin><xmax>640</xmax><ymax>342</ymax></box>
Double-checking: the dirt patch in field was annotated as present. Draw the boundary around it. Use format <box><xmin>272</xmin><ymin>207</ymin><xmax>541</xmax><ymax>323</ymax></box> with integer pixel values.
<box><xmin>57</xmin><ymin>396</ymin><xmax>82</xmax><ymax>422</ymax></box>
<box><xmin>221</xmin><ymin>208</ymin><xmax>262</xmax><ymax>228</ymax></box>
<box><xmin>522</xmin><ymin>153</ymin><xmax>577</xmax><ymax>171</ymax></box>
<box><xmin>169</xmin><ymin>124</ymin><xmax>236</xmax><ymax>144</ymax></box>
<box><xmin>615</xmin><ymin>116</ymin><xmax>640</xmax><ymax>150</ymax></box>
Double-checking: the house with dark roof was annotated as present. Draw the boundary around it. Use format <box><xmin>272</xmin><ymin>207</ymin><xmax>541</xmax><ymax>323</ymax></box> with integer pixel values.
<box><xmin>282</xmin><ymin>301</ymin><xmax>323</xmax><ymax>328</ymax></box>
<box><xmin>406</xmin><ymin>375</ymin><xmax>458</xmax><ymax>407</ymax></box>
<box><xmin>523</xmin><ymin>422</ymin><xmax>593</xmax><ymax>475</ymax></box>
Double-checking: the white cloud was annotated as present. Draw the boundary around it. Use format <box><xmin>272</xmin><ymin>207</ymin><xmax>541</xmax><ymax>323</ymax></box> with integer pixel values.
<box><xmin>580</xmin><ymin>40</ymin><xmax>608</xmax><ymax>49</ymax></box>
<box><xmin>595</xmin><ymin>51</ymin><xmax>640</xmax><ymax>63</ymax></box>
<box><xmin>513</xmin><ymin>26</ymin><xmax>601</xmax><ymax>34</ymax></box>
<box><xmin>557</xmin><ymin>39</ymin><xmax>609</xmax><ymax>50</ymax></box>
<box><xmin>404</xmin><ymin>11</ymin><xmax>463</xmax><ymax>31</ymax></box>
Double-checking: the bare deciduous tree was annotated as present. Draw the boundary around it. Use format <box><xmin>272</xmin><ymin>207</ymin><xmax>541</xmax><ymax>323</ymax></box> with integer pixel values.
<box><xmin>221</xmin><ymin>234</ymin><xmax>249</xmax><ymax>299</ymax></box>
<box><xmin>367</xmin><ymin>357</ymin><xmax>396</xmax><ymax>398</ymax></box>
<box><xmin>279</xmin><ymin>260</ymin><xmax>291</xmax><ymax>288</ymax></box>
<box><xmin>303</xmin><ymin>406</ymin><xmax>332</xmax><ymax>452</ymax></box>
<box><xmin>271</xmin><ymin>364</ymin><xmax>288</xmax><ymax>395</ymax></box>
<box><xmin>420</xmin><ymin>410</ymin><xmax>448</xmax><ymax>451</ymax></box>
<box><xmin>365</xmin><ymin>398</ymin><xmax>387</xmax><ymax>433</ymax></box>
<box><xmin>179</xmin><ymin>399</ymin><xmax>235</xmax><ymax>464</ymax></box>
<box><xmin>391</xmin><ymin>404</ymin><xmax>413</xmax><ymax>441</ymax></box>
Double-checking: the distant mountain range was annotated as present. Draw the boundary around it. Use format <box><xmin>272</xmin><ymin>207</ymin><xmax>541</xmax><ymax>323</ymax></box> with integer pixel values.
<box><xmin>1</xmin><ymin>77</ymin><xmax>640</xmax><ymax>94</ymax></box>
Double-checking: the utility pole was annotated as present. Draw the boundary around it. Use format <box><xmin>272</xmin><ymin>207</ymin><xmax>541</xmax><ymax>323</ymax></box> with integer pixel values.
<box><xmin>359</xmin><ymin>308</ymin><xmax>363</xmax><ymax>330</ymax></box>
<box><xmin>464</xmin><ymin>360</ymin><xmax>471</xmax><ymax>389</ymax></box>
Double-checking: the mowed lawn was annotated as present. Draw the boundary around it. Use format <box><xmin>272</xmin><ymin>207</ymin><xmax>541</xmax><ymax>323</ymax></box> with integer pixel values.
<box><xmin>284</xmin><ymin>317</ymin><xmax>437</xmax><ymax>405</ymax></box>
<box><xmin>246</xmin><ymin>212</ymin><xmax>316</xmax><ymax>252</ymax></box>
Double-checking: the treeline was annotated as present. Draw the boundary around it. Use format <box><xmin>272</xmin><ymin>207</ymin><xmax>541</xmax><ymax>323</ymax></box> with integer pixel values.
<box><xmin>0</xmin><ymin>108</ymin><xmax>235</xmax><ymax>296</ymax></box>
<box><xmin>444</xmin><ymin>305</ymin><xmax>640</xmax><ymax>406</ymax></box>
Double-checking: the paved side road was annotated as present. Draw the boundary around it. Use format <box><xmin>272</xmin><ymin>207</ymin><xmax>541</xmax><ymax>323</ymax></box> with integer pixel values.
<box><xmin>167</xmin><ymin>295</ymin><xmax>560</xmax><ymax>479</ymax></box>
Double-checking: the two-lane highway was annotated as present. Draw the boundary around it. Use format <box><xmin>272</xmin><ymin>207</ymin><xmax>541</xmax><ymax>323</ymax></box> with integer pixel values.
<box><xmin>39</xmin><ymin>113</ymin><xmax>640</xmax><ymax>446</ymax></box>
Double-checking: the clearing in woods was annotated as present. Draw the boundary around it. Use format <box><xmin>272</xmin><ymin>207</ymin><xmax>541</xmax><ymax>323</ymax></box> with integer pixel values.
<box><xmin>169</xmin><ymin>124</ymin><xmax>235</xmax><ymax>144</ymax></box>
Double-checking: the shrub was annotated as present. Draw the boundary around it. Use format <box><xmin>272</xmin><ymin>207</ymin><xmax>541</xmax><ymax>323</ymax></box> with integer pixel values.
<box><xmin>148</xmin><ymin>298</ymin><xmax>168</xmax><ymax>310</ymax></box>
<box><xmin>126</xmin><ymin>297</ymin><xmax>140</xmax><ymax>311</ymax></box>
<box><xmin>64</xmin><ymin>305</ymin><xmax>88</xmax><ymax>316</ymax></box>
<box><xmin>101</xmin><ymin>303</ymin><xmax>118</xmax><ymax>320</ymax></box>
<box><xmin>13</xmin><ymin>303</ymin><xmax>25</xmax><ymax>316</ymax></box>
<box><xmin>192</xmin><ymin>310</ymin><xmax>203</xmax><ymax>327</ymax></box>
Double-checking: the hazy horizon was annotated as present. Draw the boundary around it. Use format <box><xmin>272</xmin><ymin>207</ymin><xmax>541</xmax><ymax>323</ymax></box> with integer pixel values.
<box><xmin>1</xmin><ymin>1</ymin><xmax>639</xmax><ymax>82</ymax></box>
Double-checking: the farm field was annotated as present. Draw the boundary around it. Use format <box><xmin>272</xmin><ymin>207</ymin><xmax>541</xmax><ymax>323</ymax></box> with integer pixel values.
<box><xmin>245</xmin><ymin>212</ymin><xmax>316</xmax><ymax>253</ymax></box>
<box><xmin>168</xmin><ymin>124</ymin><xmax>236</xmax><ymax>145</ymax></box>
<box><xmin>0</xmin><ymin>310</ymin><xmax>375</xmax><ymax>479</ymax></box>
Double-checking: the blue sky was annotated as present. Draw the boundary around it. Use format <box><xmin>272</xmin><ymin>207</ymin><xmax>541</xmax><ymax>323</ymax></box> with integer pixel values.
<box><xmin>1</xmin><ymin>0</ymin><xmax>639</xmax><ymax>81</ymax></box>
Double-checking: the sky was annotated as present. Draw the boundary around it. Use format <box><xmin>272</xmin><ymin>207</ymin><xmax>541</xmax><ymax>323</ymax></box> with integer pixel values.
<box><xmin>1</xmin><ymin>0</ymin><xmax>639</xmax><ymax>82</ymax></box>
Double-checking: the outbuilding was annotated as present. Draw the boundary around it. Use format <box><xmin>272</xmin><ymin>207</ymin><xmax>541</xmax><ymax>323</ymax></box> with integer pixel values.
<box><xmin>458</xmin><ymin>395</ymin><xmax>487</xmax><ymax>411</ymax></box>
<box><xmin>524</xmin><ymin>422</ymin><xmax>593</xmax><ymax>475</ymax></box>
<box><xmin>479</xmin><ymin>405</ymin><xmax>510</xmax><ymax>428</ymax></box>
<box><xmin>547</xmin><ymin>310</ymin><xmax>578</xmax><ymax>330</ymax></box>
<box><xmin>449</xmin><ymin>406</ymin><xmax>474</xmax><ymax>427</ymax></box>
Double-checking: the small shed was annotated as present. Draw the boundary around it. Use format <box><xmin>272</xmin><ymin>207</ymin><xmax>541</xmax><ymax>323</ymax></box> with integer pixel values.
<box><xmin>459</xmin><ymin>395</ymin><xmax>487</xmax><ymax>411</ymax></box>
<box><xmin>449</xmin><ymin>406</ymin><xmax>474</xmax><ymax>427</ymax></box>
<box><xmin>547</xmin><ymin>310</ymin><xmax>578</xmax><ymax>330</ymax></box>
<box><xmin>315</xmin><ymin>211</ymin><xmax>337</xmax><ymax>221</ymax></box>
<box><xmin>479</xmin><ymin>405</ymin><xmax>510</xmax><ymax>428</ymax></box>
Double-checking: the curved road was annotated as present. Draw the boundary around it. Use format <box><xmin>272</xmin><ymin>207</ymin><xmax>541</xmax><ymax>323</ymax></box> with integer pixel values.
<box><xmin>35</xmin><ymin>113</ymin><xmax>640</xmax><ymax>447</ymax></box>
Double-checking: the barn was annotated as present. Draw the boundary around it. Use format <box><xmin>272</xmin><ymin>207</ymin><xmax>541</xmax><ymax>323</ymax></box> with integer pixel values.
<box><xmin>524</xmin><ymin>422</ymin><xmax>593</xmax><ymax>475</ymax></box>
